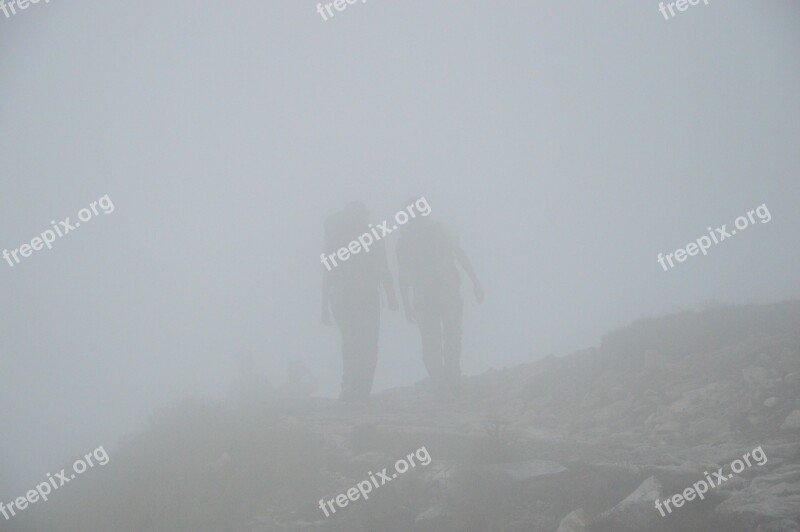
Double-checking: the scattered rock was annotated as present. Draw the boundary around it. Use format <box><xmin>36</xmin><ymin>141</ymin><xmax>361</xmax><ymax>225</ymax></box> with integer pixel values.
<box><xmin>780</xmin><ymin>410</ymin><xmax>800</xmax><ymax>432</ymax></box>
<box><xmin>743</xmin><ymin>367</ymin><xmax>773</xmax><ymax>390</ymax></box>
<box><xmin>758</xmin><ymin>519</ymin><xmax>800</xmax><ymax>532</ymax></box>
<box><xmin>556</xmin><ymin>508</ymin><xmax>588</xmax><ymax>532</ymax></box>
<box><xmin>597</xmin><ymin>476</ymin><xmax>662</xmax><ymax>532</ymax></box>
<box><xmin>415</xmin><ymin>503</ymin><xmax>447</xmax><ymax>530</ymax></box>
<box><xmin>765</xmin><ymin>397</ymin><xmax>780</xmax><ymax>408</ymax></box>
<box><xmin>716</xmin><ymin>465</ymin><xmax>800</xmax><ymax>529</ymax></box>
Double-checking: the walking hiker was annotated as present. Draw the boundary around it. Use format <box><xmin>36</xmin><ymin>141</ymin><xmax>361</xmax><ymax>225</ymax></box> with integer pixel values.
<box><xmin>396</xmin><ymin>213</ymin><xmax>483</xmax><ymax>396</ymax></box>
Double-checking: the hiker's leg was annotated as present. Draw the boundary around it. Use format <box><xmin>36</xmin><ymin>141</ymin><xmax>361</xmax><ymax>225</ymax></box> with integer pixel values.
<box><xmin>339</xmin><ymin>331</ymin><xmax>359</xmax><ymax>402</ymax></box>
<box><xmin>415</xmin><ymin>297</ymin><xmax>444</xmax><ymax>387</ymax></box>
<box><xmin>331</xmin><ymin>296</ymin><xmax>359</xmax><ymax>402</ymax></box>
<box><xmin>352</xmin><ymin>288</ymin><xmax>380</xmax><ymax>401</ymax></box>
<box><xmin>442</xmin><ymin>292</ymin><xmax>463</xmax><ymax>390</ymax></box>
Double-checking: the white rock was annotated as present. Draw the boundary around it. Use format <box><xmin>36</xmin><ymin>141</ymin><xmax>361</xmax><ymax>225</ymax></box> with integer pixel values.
<box><xmin>556</xmin><ymin>508</ymin><xmax>588</xmax><ymax>532</ymax></box>
<box><xmin>716</xmin><ymin>465</ymin><xmax>800</xmax><ymax>523</ymax></box>
<box><xmin>780</xmin><ymin>410</ymin><xmax>800</xmax><ymax>432</ymax></box>
<box><xmin>743</xmin><ymin>367</ymin><xmax>772</xmax><ymax>389</ymax></box>
<box><xmin>599</xmin><ymin>476</ymin><xmax>663</xmax><ymax>531</ymax></box>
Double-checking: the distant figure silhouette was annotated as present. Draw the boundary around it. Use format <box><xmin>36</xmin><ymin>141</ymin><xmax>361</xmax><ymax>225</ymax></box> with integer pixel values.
<box><xmin>278</xmin><ymin>359</ymin><xmax>319</xmax><ymax>399</ymax></box>
<box><xmin>227</xmin><ymin>350</ymin><xmax>275</xmax><ymax>407</ymax></box>
<box><xmin>397</xmin><ymin>213</ymin><xmax>483</xmax><ymax>396</ymax></box>
<box><xmin>321</xmin><ymin>202</ymin><xmax>398</xmax><ymax>403</ymax></box>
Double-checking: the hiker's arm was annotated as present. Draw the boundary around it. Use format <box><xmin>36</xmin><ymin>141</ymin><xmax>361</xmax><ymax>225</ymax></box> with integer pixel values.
<box><xmin>455</xmin><ymin>241</ymin><xmax>484</xmax><ymax>303</ymax></box>
<box><xmin>322</xmin><ymin>269</ymin><xmax>333</xmax><ymax>318</ymax></box>
<box><xmin>377</xmin><ymin>242</ymin><xmax>398</xmax><ymax>310</ymax></box>
<box><xmin>321</xmin><ymin>270</ymin><xmax>333</xmax><ymax>325</ymax></box>
<box><xmin>321</xmin><ymin>229</ymin><xmax>333</xmax><ymax>325</ymax></box>
<box><xmin>396</xmin><ymin>241</ymin><xmax>415</xmax><ymax>322</ymax></box>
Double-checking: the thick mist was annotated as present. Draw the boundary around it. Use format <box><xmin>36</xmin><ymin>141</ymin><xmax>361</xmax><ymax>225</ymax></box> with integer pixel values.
<box><xmin>1</xmin><ymin>1</ymin><xmax>799</xmax><ymax>526</ymax></box>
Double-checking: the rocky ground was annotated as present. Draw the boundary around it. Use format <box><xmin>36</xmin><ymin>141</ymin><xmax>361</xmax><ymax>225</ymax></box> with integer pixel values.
<box><xmin>10</xmin><ymin>301</ymin><xmax>800</xmax><ymax>532</ymax></box>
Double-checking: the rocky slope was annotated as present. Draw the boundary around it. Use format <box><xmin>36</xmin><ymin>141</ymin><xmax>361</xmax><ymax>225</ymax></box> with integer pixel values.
<box><xmin>10</xmin><ymin>301</ymin><xmax>800</xmax><ymax>532</ymax></box>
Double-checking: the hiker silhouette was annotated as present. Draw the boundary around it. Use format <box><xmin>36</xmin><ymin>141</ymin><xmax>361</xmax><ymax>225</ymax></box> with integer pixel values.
<box><xmin>396</xmin><ymin>208</ymin><xmax>483</xmax><ymax>396</ymax></box>
<box><xmin>321</xmin><ymin>202</ymin><xmax>398</xmax><ymax>403</ymax></box>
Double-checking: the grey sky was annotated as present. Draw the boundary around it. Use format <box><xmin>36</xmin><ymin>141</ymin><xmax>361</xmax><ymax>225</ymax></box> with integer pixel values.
<box><xmin>1</xmin><ymin>0</ymin><xmax>799</xmax><ymax>494</ymax></box>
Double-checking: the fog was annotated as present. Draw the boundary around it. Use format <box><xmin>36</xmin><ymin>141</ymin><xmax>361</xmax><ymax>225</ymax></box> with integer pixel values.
<box><xmin>1</xmin><ymin>1</ymin><xmax>799</xmax><ymax>530</ymax></box>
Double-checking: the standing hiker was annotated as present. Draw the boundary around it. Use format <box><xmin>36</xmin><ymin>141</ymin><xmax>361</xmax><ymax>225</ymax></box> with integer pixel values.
<box><xmin>321</xmin><ymin>202</ymin><xmax>398</xmax><ymax>403</ymax></box>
